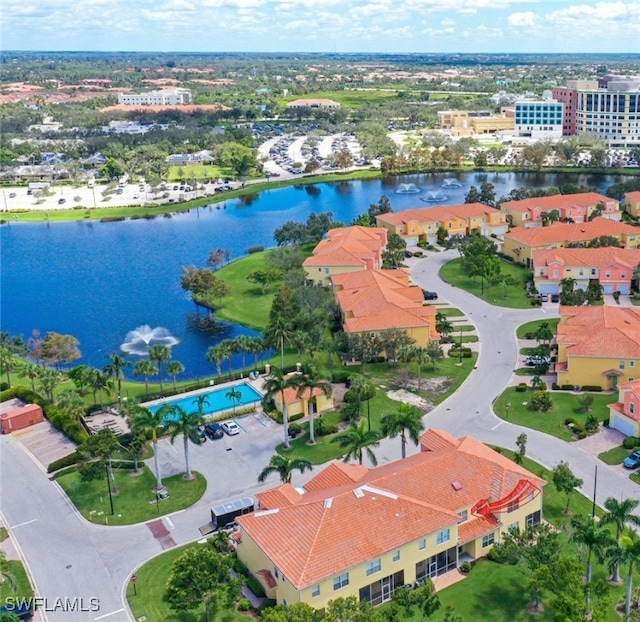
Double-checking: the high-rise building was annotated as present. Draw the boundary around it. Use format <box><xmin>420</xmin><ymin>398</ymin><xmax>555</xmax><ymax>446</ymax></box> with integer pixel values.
<box><xmin>514</xmin><ymin>100</ymin><xmax>564</xmax><ymax>139</ymax></box>
<box><xmin>552</xmin><ymin>80</ymin><xmax>598</xmax><ymax>136</ymax></box>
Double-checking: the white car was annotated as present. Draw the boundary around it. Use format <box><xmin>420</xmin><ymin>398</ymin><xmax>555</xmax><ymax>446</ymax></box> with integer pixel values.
<box><xmin>221</xmin><ymin>420</ymin><xmax>241</xmax><ymax>436</ymax></box>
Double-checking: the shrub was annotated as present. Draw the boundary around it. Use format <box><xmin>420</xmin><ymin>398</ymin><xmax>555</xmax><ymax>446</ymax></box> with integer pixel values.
<box><xmin>585</xmin><ymin>414</ymin><xmax>600</xmax><ymax>434</ymax></box>
<box><xmin>552</xmin><ymin>383</ymin><xmax>560</xmax><ymax>390</ymax></box>
<box><xmin>459</xmin><ymin>561</ymin><xmax>472</xmax><ymax>574</ymax></box>
<box><xmin>265</xmin><ymin>410</ymin><xmax>303</xmax><ymax>425</ymax></box>
<box><xmin>564</xmin><ymin>417</ymin><xmax>577</xmax><ymax>426</ymax></box>
<box><xmin>515</xmin><ymin>383</ymin><xmax>528</xmax><ymax>393</ymax></box>
<box><xmin>623</xmin><ymin>436</ymin><xmax>640</xmax><ymax>450</ymax></box>
<box><xmin>448</xmin><ymin>347</ymin><xmax>472</xmax><ymax>358</ymax></box>
<box><xmin>581</xmin><ymin>385</ymin><xmax>602</xmax><ymax>392</ymax></box>
<box><xmin>315</xmin><ymin>418</ymin><xmax>338</xmax><ymax>436</ymax></box>
<box><xmin>288</xmin><ymin>422</ymin><xmax>302</xmax><ymax>433</ymax></box>
<box><xmin>412</xmin><ymin>250</ymin><xmax>424</xmax><ymax>257</ymax></box>
<box><xmin>330</xmin><ymin>370</ymin><xmax>351</xmax><ymax>383</ymax></box>
<box><xmin>529</xmin><ymin>390</ymin><xmax>552</xmax><ymax>412</ymax></box>
<box><xmin>247</xmin><ymin>245</ymin><xmax>264</xmax><ymax>254</ymax></box>
<box><xmin>47</xmin><ymin>451</ymin><xmax>81</xmax><ymax>473</ymax></box>
<box><xmin>561</xmin><ymin>384</ymin><xmax>575</xmax><ymax>391</ymax></box>
<box><xmin>237</xmin><ymin>599</ymin><xmax>252</xmax><ymax>612</ymax></box>
<box><xmin>613</xmin><ymin>291</ymin><xmax>620</xmax><ymax>302</ymax></box>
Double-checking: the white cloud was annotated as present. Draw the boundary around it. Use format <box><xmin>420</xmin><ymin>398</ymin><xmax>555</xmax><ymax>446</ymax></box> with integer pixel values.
<box><xmin>508</xmin><ymin>10</ymin><xmax>536</xmax><ymax>26</ymax></box>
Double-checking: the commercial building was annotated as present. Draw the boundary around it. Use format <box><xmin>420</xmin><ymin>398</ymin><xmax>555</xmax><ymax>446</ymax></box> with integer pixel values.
<box><xmin>302</xmin><ymin>226</ymin><xmax>388</xmax><ymax>286</ymax></box>
<box><xmin>436</xmin><ymin>110</ymin><xmax>514</xmax><ymax>136</ymax></box>
<box><xmin>500</xmin><ymin>192</ymin><xmax>620</xmax><ymax>228</ymax></box>
<box><xmin>331</xmin><ymin>269</ymin><xmax>439</xmax><ymax>348</ymax></box>
<box><xmin>502</xmin><ymin>217</ymin><xmax>640</xmax><ymax>267</ymax></box>
<box><xmin>236</xmin><ymin>429</ymin><xmax>545</xmax><ymax>608</ymax></box>
<box><xmin>552</xmin><ymin>80</ymin><xmax>599</xmax><ymax>136</ymax></box>
<box><xmin>286</xmin><ymin>99</ymin><xmax>341</xmax><ymax>110</ymax></box>
<box><xmin>556</xmin><ymin>306</ymin><xmax>640</xmax><ymax>390</ymax></box>
<box><xmin>532</xmin><ymin>247</ymin><xmax>640</xmax><ymax>295</ymax></box>
<box><xmin>514</xmin><ymin>100</ymin><xmax>563</xmax><ymax>140</ymax></box>
<box><xmin>117</xmin><ymin>88</ymin><xmax>192</xmax><ymax>106</ymax></box>
<box><xmin>376</xmin><ymin>203</ymin><xmax>507</xmax><ymax>246</ymax></box>
<box><xmin>609</xmin><ymin>379</ymin><xmax>640</xmax><ymax>437</ymax></box>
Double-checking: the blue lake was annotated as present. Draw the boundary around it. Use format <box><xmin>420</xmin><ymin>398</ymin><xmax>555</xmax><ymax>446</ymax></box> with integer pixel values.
<box><xmin>0</xmin><ymin>171</ymin><xmax>631</xmax><ymax>379</ymax></box>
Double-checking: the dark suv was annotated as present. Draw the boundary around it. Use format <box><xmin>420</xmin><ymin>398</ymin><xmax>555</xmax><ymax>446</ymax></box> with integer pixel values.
<box><xmin>204</xmin><ymin>422</ymin><xmax>224</xmax><ymax>440</ymax></box>
<box><xmin>422</xmin><ymin>290</ymin><xmax>438</xmax><ymax>300</ymax></box>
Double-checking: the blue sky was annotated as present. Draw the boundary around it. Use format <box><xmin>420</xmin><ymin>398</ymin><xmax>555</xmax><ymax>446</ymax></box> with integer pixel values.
<box><xmin>2</xmin><ymin>0</ymin><xmax>639</xmax><ymax>53</ymax></box>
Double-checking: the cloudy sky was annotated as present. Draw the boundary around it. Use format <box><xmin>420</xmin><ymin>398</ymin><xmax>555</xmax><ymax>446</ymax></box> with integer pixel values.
<box><xmin>2</xmin><ymin>0</ymin><xmax>639</xmax><ymax>54</ymax></box>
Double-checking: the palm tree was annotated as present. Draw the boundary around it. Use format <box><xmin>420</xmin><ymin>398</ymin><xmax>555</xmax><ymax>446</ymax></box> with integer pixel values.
<box><xmin>128</xmin><ymin>405</ymin><xmax>165</xmax><ymax>491</ymax></box>
<box><xmin>0</xmin><ymin>347</ymin><xmax>17</xmax><ymax>387</ymax></box>
<box><xmin>37</xmin><ymin>367</ymin><xmax>59</xmax><ymax>402</ymax></box>
<box><xmin>148</xmin><ymin>345</ymin><xmax>171</xmax><ymax>395</ymax></box>
<box><xmin>348</xmin><ymin>374</ymin><xmax>375</xmax><ymax>429</ymax></box>
<box><xmin>134</xmin><ymin>359</ymin><xmax>158</xmax><ymax>399</ymax></box>
<box><xmin>570</xmin><ymin>515</ymin><xmax>614</xmax><ymax>606</ymax></box>
<box><xmin>601</xmin><ymin>497</ymin><xmax>640</xmax><ymax>583</ymax></box>
<box><xmin>162</xmin><ymin>405</ymin><xmax>204</xmax><ymax>480</ymax></box>
<box><xmin>246</xmin><ymin>336</ymin><xmax>266</xmax><ymax>371</ymax></box>
<box><xmin>206</xmin><ymin>344</ymin><xmax>226</xmax><ymax>378</ymax></box>
<box><xmin>226</xmin><ymin>388</ymin><xmax>242</xmax><ymax>413</ymax></box>
<box><xmin>257</xmin><ymin>454</ymin><xmax>313</xmax><ymax>485</ymax></box>
<box><xmin>57</xmin><ymin>390</ymin><xmax>85</xmax><ymax>422</ymax></box>
<box><xmin>607</xmin><ymin>529</ymin><xmax>640</xmax><ymax>619</ymax></box>
<box><xmin>103</xmin><ymin>352</ymin><xmax>131</xmax><ymax>403</ymax></box>
<box><xmin>268</xmin><ymin>317</ymin><xmax>290</xmax><ymax>371</ymax></box>
<box><xmin>263</xmin><ymin>367</ymin><xmax>296</xmax><ymax>449</ymax></box>
<box><xmin>332</xmin><ymin>421</ymin><xmax>382</xmax><ymax>466</ymax></box>
<box><xmin>220</xmin><ymin>339</ymin><xmax>237</xmax><ymax>379</ymax></box>
<box><xmin>413</xmin><ymin>346</ymin><xmax>429</xmax><ymax>391</ymax></box>
<box><xmin>192</xmin><ymin>394</ymin><xmax>211</xmax><ymax>419</ymax></box>
<box><xmin>291</xmin><ymin>367</ymin><xmax>332</xmax><ymax>445</ymax></box>
<box><xmin>381</xmin><ymin>403</ymin><xmax>425</xmax><ymax>459</ymax></box>
<box><xmin>18</xmin><ymin>360</ymin><xmax>41</xmax><ymax>392</ymax></box>
<box><xmin>86</xmin><ymin>368</ymin><xmax>113</xmax><ymax>405</ymax></box>
<box><xmin>0</xmin><ymin>550</ymin><xmax>17</xmax><ymax>593</ymax></box>
<box><xmin>234</xmin><ymin>335</ymin><xmax>251</xmax><ymax>374</ymax></box>
<box><xmin>165</xmin><ymin>360</ymin><xmax>185</xmax><ymax>392</ymax></box>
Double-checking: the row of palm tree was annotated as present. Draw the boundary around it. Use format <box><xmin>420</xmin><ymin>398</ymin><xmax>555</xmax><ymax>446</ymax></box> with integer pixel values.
<box><xmin>206</xmin><ymin>335</ymin><xmax>266</xmax><ymax>380</ymax></box>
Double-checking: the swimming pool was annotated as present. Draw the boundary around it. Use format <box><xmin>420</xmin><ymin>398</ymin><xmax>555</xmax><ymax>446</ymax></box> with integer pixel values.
<box><xmin>149</xmin><ymin>383</ymin><xmax>263</xmax><ymax>419</ymax></box>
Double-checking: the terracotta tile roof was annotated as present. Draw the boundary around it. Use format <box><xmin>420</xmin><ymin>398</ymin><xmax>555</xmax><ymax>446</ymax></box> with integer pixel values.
<box><xmin>377</xmin><ymin>202</ymin><xmax>501</xmax><ymax>226</ymax></box>
<box><xmin>256</xmin><ymin>569</ymin><xmax>278</xmax><ymax>589</ymax></box>
<box><xmin>557</xmin><ymin>306</ymin><xmax>640</xmax><ymax>358</ymax></box>
<box><xmin>533</xmin><ymin>247</ymin><xmax>640</xmax><ymax>270</ymax></box>
<box><xmin>505</xmin><ymin>217</ymin><xmax>639</xmax><ymax>247</ymax></box>
<box><xmin>502</xmin><ymin>192</ymin><xmax>617</xmax><ymax>213</ymax></box>
<box><xmin>625</xmin><ymin>191</ymin><xmax>640</xmax><ymax>202</ymax></box>
<box><xmin>458</xmin><ymin>515</ymin><xmax>501</xmax><ymax>544</ymax></box>
<box><xmin>258</xmin><ymin>484</ymin><xmax>304</xmax><ymax>510</ymax></box>
<box><xmin>618</xmin><ymin>379</ymin><xmax>640</xmax><ymax>392</ymax></box>
<box><xmin>303</xmin><ymin>461</ymin><xmax>368</xmax><ymax>493</ymax></box>
<box><xmin>303</xmin><ymin>226</ymin><xmax>387</xmax><ymax>269</ymax></box>
<box><xmin>276</xmin><ymin>372</ymin><xmax>330</xmax><ymax>406</ymax></box>
<box><xmin>332</xmin><ymin>270</ymin><xmax>438</xmax><ymax>337</ymax></box>
<box><xmin>238</xmin><ymin>430</ymin><xmax>545</xmax><ymax>589</ymax></box>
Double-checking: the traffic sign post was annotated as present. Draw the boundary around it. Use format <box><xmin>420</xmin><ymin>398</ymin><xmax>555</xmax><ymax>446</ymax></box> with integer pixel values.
<box><xmin>131</xmin><ymin>574</ymin><xmax>137</xmax><ymax>596</ymax></box>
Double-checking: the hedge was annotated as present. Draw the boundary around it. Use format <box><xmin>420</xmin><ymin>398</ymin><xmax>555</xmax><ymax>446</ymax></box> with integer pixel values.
<box><xmin>47</xmin><ymin>451</ymin><xmax>82</xmax><ymax>473</ymax></box>
<box><xmin>233</xmin><ymin>558</ymin><xmax>266</xmax><ymax>598</ymax></box>
<box><xmin>581</xmin><ymin>385</ymin><xmax>603</xmax><ymax>392</ymax></box>
<box><xmin>623</xmin><ymin>436</ymin><xmax>640</xmax><ymax>450</ymax></box>
<box><xmin>330</xmin><ymin>370</ymin><xmax>352</xmax><ymax>383</ymax></box>
<box><xmin>265</xmin><ymin>410</ymin><xmax>303</xmax><ymax>425</ymax></box>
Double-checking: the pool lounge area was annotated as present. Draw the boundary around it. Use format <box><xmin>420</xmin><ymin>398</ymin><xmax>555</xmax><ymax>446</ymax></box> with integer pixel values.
<box><xmin>145</xmin><ymin>381</ymin><xmax>264</xmax><ymax>419</ymax></box>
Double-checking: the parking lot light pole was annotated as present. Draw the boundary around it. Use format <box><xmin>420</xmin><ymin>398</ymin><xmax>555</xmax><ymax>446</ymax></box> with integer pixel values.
<box><xmin>105</xmin><ymin>462</ymin><xmax>114</xmax><ymax>515</ymax></box>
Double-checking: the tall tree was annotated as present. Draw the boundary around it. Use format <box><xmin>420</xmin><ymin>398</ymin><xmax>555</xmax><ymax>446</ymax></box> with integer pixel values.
<box><xmin>552</xmin><ymin>461</ymin><xmax>583</xmax><ymax>515</ymax></box>
<box><xmin>148</xmin><ymin>345</ymin><xmax>171</xmax><ymax>395</ymax></box>
<box><xmin>601</xmin><ymin>497</ymin><xmax>640</xmax><ymax>583</ymax></box>
<box><xmin>291</xmin><ymin>367</ymin><xmax>332</xmax><ymax>445</ymax></box>
<box><xmin>18</xmin><ymin>360</ymin><xmax>40</xmax><ymax>392</ymax></box>
<box><xmin>225</xmin><ymin>387</ymin><xmax>241</xmax><ymax>413</ymax></box>
<box><xmin>103</xmin><ymin>352</ymin><xmax>131</xmax><ymax>404</ymax></box>
<box><xmin>263</xmin><ymin>367</ymin><xmax>297</xmax><ymax>449</ymax></box>
<box><xmin>257</xmin><ymin>454</ymin><xmax>313</xmax><ymax>485</ymax></box>
<box><xmin>165</xmin><ymin>360</ymin><xmax>185</xmax><ymax>392</ymax></box>
<box><xmin>0</xmin><ymin>347</ymin><xmax>18</xmax><ymax>387</ymax></box>
<box><xmin>162</xmin><ymin>405</ymin><xmax>204</xmax><ymax>480</ymax></box>
<box><xmin>128</xmin><ymin>404</ymin><xmax>165</xmax><ymax>491</ymax></box>
<box><xmin>607</xmin><ymin>529</ymin><xmax>640</xmax><ymax>618</ymax></box>
<box><xmin>514</xmin><ymin>433</ymin><xmax>528</xmax><ymax>465</ymax></box>
<box><xmin>332</xmin><ymin>421</ymin><xmax>382</xmax><ymax>466</ymax></box>
<box><xmin>133</xmin><ymin>359</ymin><xmax>158</xmax><ymax>399</ymax></box>
<box><xmin>206</xmin><ymin>344</ymin><xmax>226</xmax><ymax>378</ymax></box>
<box><xmin>381</xmin><ymin>403</ymin><xmax>425</xmax><ymax>459</ymax></box>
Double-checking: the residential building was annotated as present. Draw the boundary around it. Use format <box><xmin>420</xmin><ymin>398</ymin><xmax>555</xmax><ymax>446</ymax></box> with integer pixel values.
<box><xmin>624</xmin><ymin>191</ymin><xmax>640</xmax><ymax>218</ymax></box>
<box><xmin>236</xmin><ymin>429</ymin><xmax>545</xmax><ymax>608</ymax></box>
<box><xmin>286</xmin><ymin>98</ymin><xmax>341</xmax><ymax>110</ymax></box>
<box><xmin>117</xmin><ymin>88</ymin><xmax>192</xmax><ymax>106</ymax></box>
<box><xmin>500</xmin><ymin>192</ymin><xmax>621</xmax><ymax>228</ymax></box>
<box><xmin>376</xmin><ymin>203</ymin><xmax>507</xmax><ymax>245</ymax></box>
<box><xmin>608</xmin><ymin>379</ymin><xmax>640</xmax><ymax>437</ymax></box>
<box><xmin>271</xmin><ymin>372</ymin><xmax>334</xmax><ymax>419</ymax></box>
<box><xmin>514</xmin><ymin>100</ymin><xmax>563</xmax><ymax>140</ymax></box>
<box><xmin>302</xmin><ymin>226</ymin><xmax>388</xmax><ymax>286</ymax></box>
<box><xmin>556</xmin><ymin>306</ymin><xmax>640</xmax><ymax>390</ymax></box>
<box><xmin>331</xmin><ymin>270</ymin><xmax>439</xmax><ymax>347</ymax></box>
<box><xmin>533</xmin><ymin>247</ymin><xmax>640</xmax><ymax>295</ymax></box>
<box><xmin>502</xmin><ymin>218</ymin><xmax>640</xmax><ymax>267</ymax></box>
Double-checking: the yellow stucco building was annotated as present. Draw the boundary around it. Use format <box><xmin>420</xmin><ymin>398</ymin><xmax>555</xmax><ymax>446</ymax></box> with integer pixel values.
<box><xmin>271</xmin><ymin>372</ymin><xmax>334</xmax><ymax>419</ymax></box>
<box><xmin>625</xmin><ymin>191</ymin><xmax>640</xmax><ymax>219</ymax></box>
<box><xmin>556</xmin><ymin>306</ymin><xmax>640</xmax><ymax>390</ymax></box>
<box><xmin>236</xmin><ymin>429</ymin><xmax>546</xmax><ymax>608</ymax></box>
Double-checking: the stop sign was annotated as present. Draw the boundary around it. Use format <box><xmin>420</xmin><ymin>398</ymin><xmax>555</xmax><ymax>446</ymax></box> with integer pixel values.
<box><xmin>131</xmin><ymin>574</ymin><xmax>137</xmax><ymax>583</ymax></box>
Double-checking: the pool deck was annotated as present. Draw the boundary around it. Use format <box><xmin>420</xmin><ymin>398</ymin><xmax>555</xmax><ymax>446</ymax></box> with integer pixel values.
<box><xmin>140</xmin><ymin>374</ymin><xmax>267</xmax><ymax>416</ymax></box>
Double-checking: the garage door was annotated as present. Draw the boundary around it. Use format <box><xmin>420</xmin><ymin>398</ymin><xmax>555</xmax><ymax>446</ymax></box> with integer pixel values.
<box><xmin>538</xmin><ymin>284</ymin><xmax>557</xmax><ymax>294</ymax></box>
<box><xmin>611</xmin><ymin>414</ymin><xmax>637</xmax><ymax>437</ymax></box>
<box><xmin>602</xmin><ymin>284</ymin><xmax>614</xmax><ymax>294</ymax></box>
<box><xmin>618</xmin><ymin>285</ymin><xmax>630</xmax><ymax>294</ymax></box>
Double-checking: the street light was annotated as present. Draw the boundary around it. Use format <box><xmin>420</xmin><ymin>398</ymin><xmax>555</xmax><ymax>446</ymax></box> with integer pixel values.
<box><xmin>458</xmin><ymin>326</ymin><xmax>463</xmax><ymax>364</ymax></box>
<box><xmin>105</xmin><ymin>461</ymin><xmax>114</xmax><ymax>516</ymax></box>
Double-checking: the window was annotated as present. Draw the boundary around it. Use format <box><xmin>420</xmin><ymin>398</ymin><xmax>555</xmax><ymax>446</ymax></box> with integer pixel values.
<box><xmin>333</xmin><ymin>573</ymin><xmax>349</xmax><ymax>590</ymax></box>
<box><xmin>436</xmin><ymin>529</ymin><xmax>451</xmax><ymax>545</ymax></box>
<box><xmin>274</xmin><ymin>568</ymin><xmax>279</xmax><ymax>579</ymax></box>
<box><xmin>631</xmin><ymin>403</ymin><xmax>635</xmax><ymax>415</ymax></box>
<box><xmin>606</xmin><ymin>272</ymin><xmax>611</xmax><ymax>278</ymax></box>
<box><xmin>482</xmin><ymin>533</ymin><xmax>495</xmax><ymax>547</ymax></box>
<box><xmin>508</xmin><ymin>522</ymin><xmax>519</xmax><ymax>532</ymax></box>
<box><xmin>311</xmin><ymin>585</ymin><xmax>320</xmax><ymax>598</ymax></box>
<box><xmin>393</xmin><ymin>550</ymin><xmax>400</xmax><ymax>562</ymax></box>
<box><xmin>418</xmin><ymin>538</ymin><xmax>426</xmax><ymax>550</ymax></box>
<box><xmin>458</xmin><ymin>510</ymin><xmax>468</xmax><ymax>523</ymax></box>
<box><xmin>630</xmin><ymin>361</ymin><xmax>635</xmax><ymax>368</ymax></box>
<box><xmin>526</xmin><ymin>511</ymin><xmax>541</xmax><ymax>528</ymax></box>
<box><xmin>620</xmin><ymin>361</ymin><xmax>626</xmax><ymax>370</ymax></box>
<box><xmin>324</xmin><ymin>268</ymin><xmax>329</xmax><ymax>274</ymax></box>
<box><xmin>507</xmin><ymin>501</ymin><xmax>519</xmax><ymax>513</ymax></box>
<box><xmin>366</xmin><ymin>559</ymin><xmax>381</xmax><ymax>576</ymax></box>
<box><xmin>621</xmin><ymin>272</ymin><xmax>626</xmax><ymax>278</ymax></box>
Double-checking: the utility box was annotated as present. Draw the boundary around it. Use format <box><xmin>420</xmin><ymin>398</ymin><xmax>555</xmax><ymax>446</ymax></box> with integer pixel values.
<box><xmin>0</xmin><ymin>404</ymin><xmax>44</xmax><ymax>434</ymax></box>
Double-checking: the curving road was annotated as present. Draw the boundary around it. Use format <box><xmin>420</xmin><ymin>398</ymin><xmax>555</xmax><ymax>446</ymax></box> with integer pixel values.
<box><xmin>1</xmin><ymin>249</ymin><xmax>638</xmax><ymax>622</ymax></box>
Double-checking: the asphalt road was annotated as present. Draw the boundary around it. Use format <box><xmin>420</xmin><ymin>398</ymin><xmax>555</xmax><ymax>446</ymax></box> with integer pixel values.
<box><xmin>1</xmin><ymin>248</ymin><xmax>638</xmax><ymax>622</ymax></box>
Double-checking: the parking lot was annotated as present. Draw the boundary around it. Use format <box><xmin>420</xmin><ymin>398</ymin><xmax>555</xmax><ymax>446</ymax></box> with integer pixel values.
<box><xmin>10</xmin><ymin>421</ymin><xmax>78</xmax><ymax>472</ymax></box>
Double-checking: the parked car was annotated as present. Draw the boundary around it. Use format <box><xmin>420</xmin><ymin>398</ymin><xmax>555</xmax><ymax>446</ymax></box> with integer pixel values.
<box><xmin>221</xmin><ymin>420</ymin><xmax>241</xmax><ymax>436</ymax></box>
<box><xmin>8</xmin><ymin>192</ymin><xmax>16</xmax><ymax>198</ymax></box>
<box><xmin>539</xmin><ymin>294</ymin><xmax>549</xmax><ymax>303</ymax></box>
<box><xmin>551</xmin><ymin>294</ymin><xmax>560</xmax><ymax>303</ymax></box>
<box><xmin>525</xmin><ymin>356</ymin><xmax>551</xmax><ymax>366</ymax></box>
<box><xmin>58</xmin><ymin>198</ymin><xmax>66</xmax><ymax>204</ymax></box>
<box><xmin>623</xmin><ymin>450</ymin><xmax>640</xmax><ymax>469</ymax></box>
<box><xmin>422</xmin><ymin>290</ymin><xmax>438</xmax><ymax>300</ymax></box>
<box><xmin>204</xmin><ymin>422</ymin><xmax>224</xmax><ymax>440</ymax></box>
<box><xmin>189</xmin><ymin>427</ymin><xmax>207</xmax><ymax>444</ymax></box>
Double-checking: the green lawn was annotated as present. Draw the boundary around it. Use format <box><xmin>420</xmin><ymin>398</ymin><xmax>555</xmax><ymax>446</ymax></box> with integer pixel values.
<box><xmin>517</xmin><ymin>319</ymin><xmax>560</xmax><ymax>339</ymax></box>
<box><xmin>439</xmin><ymin>258</ymin><xmax>532</xmax><ymax>308</ymax></box>
<box><xmin>431</xmin><ymin>306</ymin><xmax>465</xmax><ymax>317</ymax></box>
<box><xmin>57</xmin><ymin>467</ymin><xmax>206</xmax><ymax>525</ymax></box>
<box><xmin>0</xmin><ymin>560</ymin><xmax>34</xmax><ymax>607</ymax></box>
<box><xmin>277</xmin><ymin>355</ymin><xmax>477</xmax><ymax>464</ymax></box>
<box><xmin>167</xmin><ymin>164</ymin><xmax>236</xmax><ymax>181</ymax></box>
<box><xmin>493</xmin><ymin>388</ymin><xmax>616</xmax><ymax>441</ymax></box>
<box><xmin>598</xmin><ymin>445</ymin><xmax>631</xmax><ymax>465</ymax></box>
<box><xmin>126</xmin><ymin>543</ymin><xmax>250</xmax><ymax>622</ymax></box>
<box><xmin>278</xmin><ymin>89</ymin><xmax>399</xmax><ymax>109</ymax></box>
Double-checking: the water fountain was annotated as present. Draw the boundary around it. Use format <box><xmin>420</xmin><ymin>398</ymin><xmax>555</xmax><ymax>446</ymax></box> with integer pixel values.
<box><xmin>442</xmin><ymin>178</ymin><xmax>463</xmax><ymax>188</ymax></box>
<box><xmin>396</xmin><ymin>183</ymin><xmax>421</xmax><ymax>194</ymax></box>
<box><xmin>421</xmin><ymin>191</ymin><xmax>447</xmax><ymax>203</ymax></box>
<box><xmin>120</xmin><ymin>325</ymin><xmax>180</xmax><ymax>356</ymax></box>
